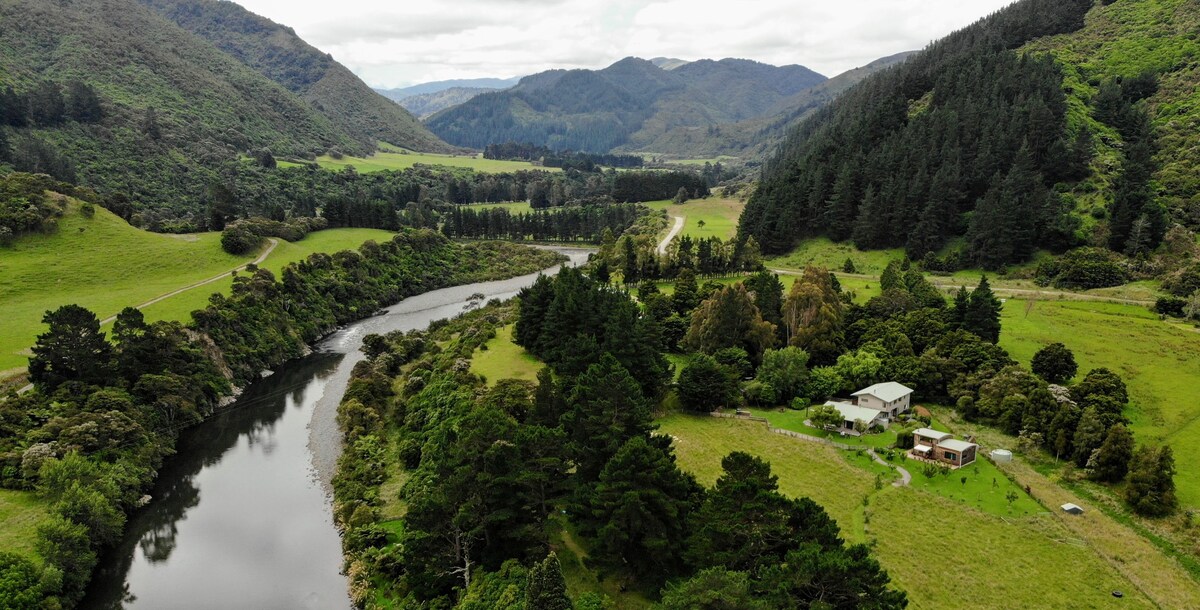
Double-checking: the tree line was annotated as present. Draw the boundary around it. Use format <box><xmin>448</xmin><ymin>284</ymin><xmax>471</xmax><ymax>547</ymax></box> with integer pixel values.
<box><xmin>332</xmin><ymin>270</ymin><xmax>907</xmax><ymax>607</ymax></box>
<box><xmin>441</xmin><ymin>203</ymin><xmax>645</xmax><ymax>242</ymax></box>
<box><xmin>0</xmin><ymin>232</ymin><xmax>563</xmax><ymax>607</ymax></box>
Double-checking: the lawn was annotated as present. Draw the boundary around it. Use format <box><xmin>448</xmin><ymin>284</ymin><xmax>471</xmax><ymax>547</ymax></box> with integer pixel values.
<box><xmin>645</xmin><ymin>196</ymin><xmax>744</xmax><ymax>240</ymax></box>
<box><xmin>0</xmin><ymin>200</ymin><xmax>395</xmax><ymax>376</ymax></box>
<box><xmin>662</xmin><ymin>414</ymin><xmax>1161</xmax><ymax>609</ymax></box>
<box><xmin>470</xmin><ymin>325</ymin><xmax>542</xmax><ymax>384</ymax></box>
<box><xmin>465</xmin><ymin>201</ymin><xmax>534</xmax><ymax>213</ymax></box>
<box><xmin>998</xmin><ymin>298</ymin><xmax>1200</xmax><ymax>507</ymax></box>
<box><xmin>314</xmin><ymin>147</ymin><xmax>558</xmax><ymax>174</ymax></box>
<box><xmin>0</xmin><ymin>490</ymin><xmax>50</xmax><ymax>564</ymax></box>
<box><xmin>746</xmin><ymin>407</ymin><xmax>899</xmax><ymax>449</ymax></box>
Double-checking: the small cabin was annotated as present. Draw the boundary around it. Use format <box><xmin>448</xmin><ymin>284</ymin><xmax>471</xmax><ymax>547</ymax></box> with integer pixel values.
<box><xmin>910</xmin><ymin>428</ymin><xmax>977</xmax><ymax>468</ymax></box>
<box><xmin>825</xmin><ymin>401</ymin><xmax>889</xmax><ymax>434</ymax></box>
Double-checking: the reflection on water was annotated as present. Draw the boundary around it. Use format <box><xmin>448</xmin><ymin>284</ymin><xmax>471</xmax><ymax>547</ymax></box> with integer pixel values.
<box><xmin>81</xmin><ymin>248</ymin><xmax>594</xmax><ymax>610</ymax></box>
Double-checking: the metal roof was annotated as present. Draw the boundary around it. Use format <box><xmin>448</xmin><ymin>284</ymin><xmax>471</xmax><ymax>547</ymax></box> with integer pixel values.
<box><xmin>939</xmin><ymin>439</ymin><xmax>977</xmax><ymax>452</ymax></box>
<box><xmin>825</xmin><ymin>401</ymin><xmax>887</xmax><ymax>425</ymax></box>
<box><xmin>852</xmin><ymin>382</ymin><xmax>914</xmax><ymax>402</ymax></box>
<box><xmin>912</xmin><ymin>428</ymin><xmax>952</xmax><ymax>441</ymax></box>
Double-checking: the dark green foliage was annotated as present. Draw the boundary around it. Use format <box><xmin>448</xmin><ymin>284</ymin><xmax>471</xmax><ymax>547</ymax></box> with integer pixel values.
<box><xmin>755</xmin><ymin>347</ymin><xmax>810</xmax><ymax>402</ymax></box>
<box><xmin>1162</xmin><ymin>263</ymin><xmax>1200</xmax><ymax>298</ymax></box>
<box><xmin>525</xmin><ymin>553</ymin><xmax>572</xmax><ymax>610</ymax></box>
<box><xmin>443</xmin><ymin>204</ymin><xmax>644</xmax><ymax>242</ymax></box>
<box><xmin>758</xmin><ymin>543</ymin><xmax>908</xmax><ymax>609</ymax></box>
<box><xmin>584</xmin><ymin>435</ymin><xmax>702</xmax><ymax>585</ymax></box>
<box><xmin>740</xmin><ymin>0</ymin><xmax>1093</xmax><ymax>264</ymax></box>
<box><xmin>220</xmin><ymin>224</ymin><xmax>263</xmax><ymax>255</ymax></box>
<box><xmin>221</xmin><ymin>216</ymin><xmax>328</xmax><ymax>253</ymax></box>
<box><xmin>677</xmin><ymin>355</ymin><xmax>739</xmax><ymax>413</ymax></box>
<box><xmin>743</xmin><ymin>270</ymin><xmax>784</xmax><ymax>338</ymax></box>
<box><xmin>562</xmin><ymin>355</ymin><xmax>655</xmax><ymax>482</ymax></box>
<box><xmin>960</xmin><ymin>277</ymin><xmax>1002</xmax><ymax>343</ymax></box>
<box><xmin>1125</xmin><ymin>445</ymin><xmax>1178</xmax><ymax>517</ymax></box>
<box><xmin>0</xmin><ymin>552</ymin><xmax>49</xmax><ymax>609</ymax></box>
<box><xmin>1031</xmin><ymin>342</ymin><xmax>1078</xmax><ymax>384</ymax></box>
<box><xmin>485</xmin><ymin>142</ymin><xmax>644</xmax><ymax>169</ymax></box>
<box><xmin>1035</xmin><ymin>247</ymin><xmax>1129</xmax><ymax>289</ymax></box>
<box><xmin>1089</xmin><ymin>425</ymin><xmax>1134</xmax><ymax>483</ymax></box>
<box><xmin>28</xmin><ymin>304</ymin><xmax>115</xmax><ymax>392</ymax></box>
<box><xmin>659</xmin><ymin>568</ymin><xmax>768</xmax><ymax>610</ymax></box>
<box><xmin>0</xmin><ymin>172</ymin><xmax>66</xmax><ymax>241</ymax></box>
<box><xmin>684</xmin><ymin>284</ymin><xmax>777</xmax><ymax>362</ymax></box>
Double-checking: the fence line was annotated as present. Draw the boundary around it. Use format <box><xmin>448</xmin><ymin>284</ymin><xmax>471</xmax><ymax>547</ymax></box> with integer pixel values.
<box><xmin>708</xmin><ymin>411</ymin><xmax>871</xmax><ymax>451</ymax></box>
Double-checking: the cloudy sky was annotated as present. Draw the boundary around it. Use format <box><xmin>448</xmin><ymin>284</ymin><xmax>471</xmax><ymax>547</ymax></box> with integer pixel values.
<box><xmin>233</xmin><ymin>0</ymin><xmax>1018</xmax><ymax>88</ymax></box>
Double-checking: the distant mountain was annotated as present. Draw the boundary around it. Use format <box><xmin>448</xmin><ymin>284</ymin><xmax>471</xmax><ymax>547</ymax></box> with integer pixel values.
<box><xmin>143</xmin><ymin>0</ymin><xmax>453</xmax><ymax>153</ymax></box>
<box><xmin>398</xmin><ymin>87</ymin><xmax>501</xmax><ymax>119</ymax></box>
<box><xmin>620</xmin><ymin>52</ymin><xmax>916</xmax><ymax>159</ymax></box>
<box><xmin>425</xmin><ymin>57</ymin><xmax>827</xmax><ymax>153</ymax></box>
<box><xmin>376</xmin><ymin>77</ymin><xmax>522</xmax><ymax>101</ymax></box>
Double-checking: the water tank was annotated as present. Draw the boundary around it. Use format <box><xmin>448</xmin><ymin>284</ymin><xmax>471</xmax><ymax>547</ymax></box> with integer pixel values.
<box><xmin>991</xmin><ymin>449</ymin><xmax>1013</xmax><ymax>463</ymax></box>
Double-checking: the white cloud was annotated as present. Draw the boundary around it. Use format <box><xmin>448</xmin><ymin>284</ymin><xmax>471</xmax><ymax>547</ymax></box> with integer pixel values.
<box><xmin>232</xmin><ymin>0</ymin><xmax>1018</xmax><ymax>88</ymax></box>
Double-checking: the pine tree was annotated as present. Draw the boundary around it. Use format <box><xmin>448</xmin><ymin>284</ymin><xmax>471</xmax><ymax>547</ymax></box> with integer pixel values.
<box><xmin>525</xmin><ymin>553</ymin><xmax>572</xmax><ymax>610</ymax></box>
<box><xmin>29</xmin><ymin>304</ymin><xmax>116</xmax><ymax>391</ymax></box>
<box><xmin>562</xmin><ymin>354</ymin><xmax>654</xmax><ymax>481</ymax></box>
<box><xmin>1088</xmin><ymin>425</ymin><xmax>1134</xmax><ymax>482</ymax></box>
<box><xmin>1071</xmin><ymin>407</ymin><xmax>1106</xmax><ymax>468</ymax></box>
<box><xmin>963</xmin><ymin>276</ymin><xmax>1002</xmax><ymax>343</ymax></box>
<box><xmin>1125</xmin><ymin>445</ymin><xmax>1178</xmax><ymax>516</ymax></box>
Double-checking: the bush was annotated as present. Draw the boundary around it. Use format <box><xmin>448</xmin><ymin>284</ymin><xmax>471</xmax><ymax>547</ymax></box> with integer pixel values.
<box><xmin>677</xmin><ymin>355</ymin><xmax>739</xmax><ymax>412</ymax></box>
<box><xmin>1036</xmin><ymin>248</ymin><xmax>1128</xmax><ymax>289</ymax></box>
<box><xmin>220</xmin><ymin>224</ymin><xmax>262</xmax><ymax>255</ymax></box>
<box><xmin>1163</xmin><ymin>263</ymin><xmax>1200</xmax><ymax>297</ymax></box>
<box><xmin>1153</xmin><ymin>296</ymin><xmax>1187</xmax><ymax>317</ymax></box>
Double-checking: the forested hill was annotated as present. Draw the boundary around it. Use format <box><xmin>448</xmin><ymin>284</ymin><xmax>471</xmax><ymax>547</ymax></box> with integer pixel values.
<box><xmin>142</xmin><ymin>0</ymin><xmax>455</xmax><ymax>154</ymax></box>
<box><xmin>0</xmin><ymin>0</ymin><xmax>451</xmax><ymax>224</ymax></box>
<box><xmin>740</xmin><ymin>0</ymin><xmax>1200</xmax><ymax>271</ymax></box>
<box><xmin>625</xmin><ymin>51</ymin><xmax>917</xmax><ymax>159</ymax></box>
<box><xmin>425</xmin><ymin>57</ymin><xmax>828</xmax><ymax>153</ymax></box>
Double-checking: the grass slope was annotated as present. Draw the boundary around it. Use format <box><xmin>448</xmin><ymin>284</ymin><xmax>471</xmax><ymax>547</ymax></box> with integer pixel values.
<box><xmin>0</xmin><ymin>201</ymin><xmax>393</xmax><ymax>374</ymax></box>
<box><xmin>645</xmin><ymin>196</ymin><xmax>744</xmax><ymax>240</ymax></box>
<box><xmin>0</xmin><ymin>490</ymin><xmax>50</xmax><ymax>564</ymax></box>
<box><xmin>663</xmin><ymin>415</ymin><xmax>1159</xmax><ymax>609</ymax></box>
<box><xmin>999</xmin><ymin>298</ymin><xmax>1200</xmax><ymax>506</ymax></box>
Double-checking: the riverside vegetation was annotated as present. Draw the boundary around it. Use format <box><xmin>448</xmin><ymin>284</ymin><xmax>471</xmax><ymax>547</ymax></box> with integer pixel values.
<box><xmin>0</xmin><ymin>231</ymin><xmax>563</xmax><ymax>608</ymax></box>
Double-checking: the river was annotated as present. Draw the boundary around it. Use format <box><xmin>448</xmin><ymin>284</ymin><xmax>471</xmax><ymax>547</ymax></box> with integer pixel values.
<box><xmin>81</xmin><ymin>247</ymin><xmax>593</xmax><ymax>610</ymax></box>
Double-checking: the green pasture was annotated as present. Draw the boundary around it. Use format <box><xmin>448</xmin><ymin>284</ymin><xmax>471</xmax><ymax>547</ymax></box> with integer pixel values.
<box><xmin>999</xmin><ymin>298</ymin><xmax>1200</xmax><ymax>507</ymax></box>
<box><xmin>645</xmin><ymin>196</ymin><xmax>744</xmax><ymax>240</ymax></box>
<box><xmin>0</xmin><ymin>201</ymin><xmax>394</xmax><ymax>375</ymax></box>
<box><xmin>662</xmin><ymin>414</ymin><xmax>1153</xmax><ymax>609</ymax></box>
<box><xmin>470</xmin><ymin>325</ymin><xmax>542</xmax><ymax>385</ymax></box>
<box><xmin>314</xmin><ymin>147</ymin><xmax>558</xmax><ymax>174</ymax></box>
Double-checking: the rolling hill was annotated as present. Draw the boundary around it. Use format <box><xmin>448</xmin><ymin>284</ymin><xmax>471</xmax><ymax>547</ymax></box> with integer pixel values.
<box><xmin>0</xmin><ymin>0</ymin><xmax>453</xmax><ymax>224</ymax></box>
<box><xmin>142</xmin><ymin>0</ymin><xmax>454</xmax><ymax>154</ymax></box>
<box><xmin>396</xmin><ymin>87</ymin><xmax>503</xmax><ymax>119</ymax></box>
<box><xmin>425</xmin><ymin>57</ymin><xmax>827</xmax><ymax>153</ymax></box>
<box><xmin>375</xmin><ymin>76</ymin><xmax>522</xmax><ymax>101</ymax></box>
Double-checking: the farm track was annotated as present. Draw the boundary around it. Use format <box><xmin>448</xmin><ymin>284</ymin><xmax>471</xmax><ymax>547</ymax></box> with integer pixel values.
<box><xmin>658</xmin><ymin>215</ymin><xmax>684</xmax><ymax>255</ymax></box>
<box><xmin>15</xmin><ymin>239</ymin><xmax>280</xmax><ymax>395</ymax></box>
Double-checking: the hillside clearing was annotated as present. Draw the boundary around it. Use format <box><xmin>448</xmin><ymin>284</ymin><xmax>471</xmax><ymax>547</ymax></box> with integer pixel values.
<box><xmin>645</xmin><ymin>196</ymin><xmax>744</xmax><ymax>240</ymax></box>
<box><xmin>0</xmin><ymin>490</ymin><xmax>50</xmax><ymax>564</ymax></box>
<box><xmin>470</xmin><ymin>324</ymin><xmax>542</xmax><ymax>384</ymax></box>
<box><xmin>314</xmin><ymin>148</ymin><xmax>558</xmax><ymax>174</ymax></box>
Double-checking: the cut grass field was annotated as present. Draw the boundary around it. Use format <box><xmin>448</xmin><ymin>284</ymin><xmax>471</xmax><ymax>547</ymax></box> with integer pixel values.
<box><xmin>313</xmin><ymin>147</ymin><xmax>558</xmax><ymax>174</ymax></box>
<box><xmin>645</xmin><ymin>196</ymin><xmax>744</xmax><ymax>240</ymax></box>
<box><xmin>661</xmin><ymin>415</ymin><xmax>1164</xmax><ymax>609</ymax></box>
<box><xmin>0</xmin><ymin>490</ymin><xmax>50</xmax><ymax>564</ymax></box>
<box><xmin>999</xmin><ymin>298</ymin><xmax>1200</xmax><ymax>507</ymax></box>
<box><xmin>470</xmin><ymin>325</ymin><xmax>542</xmax><ymax>384</ymax></box>
<box><xmin>0</xmin><ymin>201</ymin><xmax>394</xmax><ymax>375</ymax></box>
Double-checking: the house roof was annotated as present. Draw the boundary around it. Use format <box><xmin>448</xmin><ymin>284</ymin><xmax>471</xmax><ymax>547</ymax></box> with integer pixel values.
<box><xmin>913</xmin><ymin>428</ymin><xmax>952</xmax><ymax>441</ymax></box>
<box><xmin>825</xmin><ymin>401</ymin><xmax>886</xmax><ymax>424</ymax></box>
<box><xmin>939</xmin><ymin>439</ymin><xmax>977</xmax><ymax>452</ymax></box>
<box><xmin>912</xmin><ymin>444</ymin><xmax>932</xmax><ymax>454</ymax></box>
<box><xmin>852</xmin><ymin>382</ymin><xmax>914</xmax><ymax>402</ymax></box>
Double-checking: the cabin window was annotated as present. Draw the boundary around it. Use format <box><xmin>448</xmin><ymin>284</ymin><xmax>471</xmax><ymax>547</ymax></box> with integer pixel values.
<box><xmin>944</xmin><ymin>452</ymin><xmax>957</xmax><ymax>461</ymax></box>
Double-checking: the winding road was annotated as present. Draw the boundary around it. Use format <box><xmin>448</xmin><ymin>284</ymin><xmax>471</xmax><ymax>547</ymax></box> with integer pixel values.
<box><xmin>657</xmin><ymin>215</ymin><xmax>685</xmax><ymax>255</ymax></box>
<box><xmin>14</xmin><ymin>239</ymin><xmax>281</xmax><ymax>394</ymax></box>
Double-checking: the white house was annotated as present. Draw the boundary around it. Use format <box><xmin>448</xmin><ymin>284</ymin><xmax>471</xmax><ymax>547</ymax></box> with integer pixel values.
<box><xmin>824</xmin><ymin>401</ymin><xmax>889</xmax><ymax>433</ymax></box>
<box><xmin>851</xmin><ymin>382</ymin><xmax>914</xmax><ymax>418</ymax></box>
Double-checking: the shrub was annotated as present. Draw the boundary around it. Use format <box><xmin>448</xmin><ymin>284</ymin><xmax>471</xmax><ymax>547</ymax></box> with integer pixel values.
<box><xmin>220</xmin><ymin>224</ymin><xmax>262</xmax><ymax>255</ymax></box>
<box><xmin>1036</xmin><ymin>248</ymin><xmax>1128</xmax><ymax>289</ymax></box>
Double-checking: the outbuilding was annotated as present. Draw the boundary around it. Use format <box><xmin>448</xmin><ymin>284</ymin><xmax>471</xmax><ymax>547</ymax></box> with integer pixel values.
<box><xmin>1062</xmin><ymin>503</ymin><xmax>1085</xmax><ymax>515</ymax></box>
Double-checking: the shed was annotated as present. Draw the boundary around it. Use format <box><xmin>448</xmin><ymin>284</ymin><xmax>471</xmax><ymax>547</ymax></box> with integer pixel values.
<box><xmin>1061</xmin><ymin>503</ymin><xmax>1084</xmax><ymax>515</ymax></box>
<box><xmin>991</xmin><ymin>449</ymin><xmax>1013</xmax><ymax>463</ymax></box>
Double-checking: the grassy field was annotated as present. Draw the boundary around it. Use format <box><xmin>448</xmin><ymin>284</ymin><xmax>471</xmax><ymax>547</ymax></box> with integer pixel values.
<box><xmin>314</xmin><ymin>147</ymin><xmax>558</xmax><ymax>174</ymax></box>
<box><xmin>767</xmin><ymin>238</ymin><xmax>905</xmax><ymax>275</ymax></box>
<box><xmin>999</xmin><ymin>298</ymin><xmax>1200</xmax><ymax>507</ymax></box>
<box><xmin>662</xmin><ymin>415</ymin><xmax>1161</xmax><ymax>609</ymax></box>
<box><xmin>645</xmin><ymin>196</ymin><xmax>744</xmax><ymax>240</ymax></box>
<box><xmin>463</xmin><ymin>201</ymin><xmax>535</xmax><ymax>213</ymax></box>
<box><xmin>470</xmin><ymin>325</ymin><xmax>542</xmax><ymax>384</ymax></box>
<box><xmin>746</xmin><ymin>407</ymin><xmax>899</xmax><ymax>449</ymax></box>
<box><xmin>0</xmin><ymin>201</ymin><xmax>394</xmax><ymax>376</ymax></box>
<box><xmin>0</xmin><ymin>490</ymin><xmax>50</xmax><ymax>564</ymax></box>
